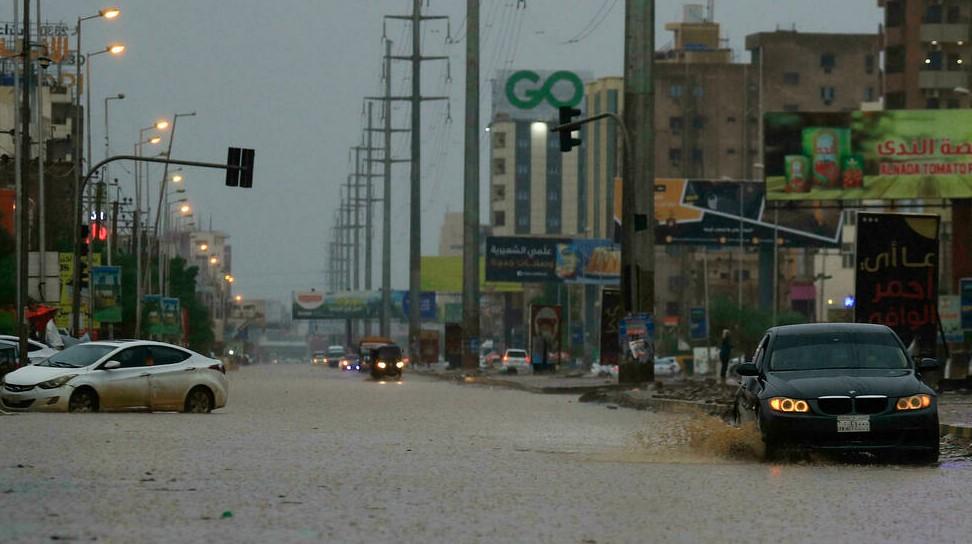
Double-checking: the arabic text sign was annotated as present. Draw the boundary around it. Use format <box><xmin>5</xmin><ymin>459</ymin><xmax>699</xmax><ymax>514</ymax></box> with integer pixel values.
<box><xmin>939</xmin><ymin>295</ymin><xmax>963</xmax><ymax>344</ymax></box>
<box><xmin>765</xmin><ymin>110</ymin><xmax>972</xmax><ymax>201</ymax></box>
<box><xmin>855</xmin><ymin>213</ymin><xmax>940</xmax><ymax>355</ymax></box>
<box><xmin>485</xmin><ymin>236</ymin><xmax>620</xmax><ymax>284</ymax></box>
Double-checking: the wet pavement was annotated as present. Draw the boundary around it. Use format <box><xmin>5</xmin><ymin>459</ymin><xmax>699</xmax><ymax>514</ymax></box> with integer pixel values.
<box><xmin>2</xmin><ymin>364</ymin><xmax>972</xmax><ymax>543</ymax></box>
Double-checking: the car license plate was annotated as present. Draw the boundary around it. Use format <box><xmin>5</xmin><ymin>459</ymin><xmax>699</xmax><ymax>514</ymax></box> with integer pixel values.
<box><xmin>837</xmin><ymin>415</ymin><xmax>870</xmax><ymax>433</ymax></box>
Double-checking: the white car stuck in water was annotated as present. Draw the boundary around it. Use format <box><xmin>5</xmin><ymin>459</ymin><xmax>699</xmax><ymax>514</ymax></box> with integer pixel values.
<box><xmin>1</xmin><ymin>340</ymin><xmax>228</xmax><ymax>413</ymax></box>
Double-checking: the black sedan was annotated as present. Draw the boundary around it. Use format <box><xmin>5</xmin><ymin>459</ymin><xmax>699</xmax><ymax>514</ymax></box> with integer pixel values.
<box><xmin>733</xmin><ymin>323</ymin><xmax>939</xmax><ymax>463</ymax></box>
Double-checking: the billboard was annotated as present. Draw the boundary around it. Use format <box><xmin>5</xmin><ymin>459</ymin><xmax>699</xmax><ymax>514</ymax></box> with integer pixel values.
<box><xmin>765</xmin><ymin>110</ymin><xmax>972</xmax><ymax>201</ymax></box>
<box><xmin>91</xmin><ymin>266</ymin><xmax>121</xmax><ymax>323</ymax></box>
<box><xmin>291</xmin><ymin>290</ymin><xmax>435</xmax><ymax>320</ymax></box>
<box><xmin>485</xmin><ymin>236</ymin><xmax>620</xmax><ymax>284</ymax></box>
<box><xmin>855</xmin><ymin>213</ymin><xmax>939</xmax><ymax>355</ymax></box>
<box><xmin>939</xmin><ymin>295</ymin><xmax>963</xmax><ymax>344</ymax></box>
<box><xmin>492</xmin><ymin>69</ymin><xmax>590</xmax><ymax>122</ymax></box>
<box><xmin>420</xmin><ymin>256</ymin><xmax>521</xmax><ymax>293</ymax></box>
<box><xmin>529</xmin><ymin>304</ymin><xmax>562</xmax><ymax>364</ymax></box>
<box><xmin>654</xmin><ymin>178</ymin><xmax>842</xmax><ymax>247</ymax></box>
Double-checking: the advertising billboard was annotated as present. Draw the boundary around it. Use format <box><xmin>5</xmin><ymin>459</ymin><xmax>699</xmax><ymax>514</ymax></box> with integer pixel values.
<box><xmin>420</xmin><ymin>256</ymin><xmax>522</xmax><ymax>293</ymax></box>
<box><xmin>654</xmin><ymin>178</ymin><xmax>842</xmax><ymax>247</ymax></box>
<box><xmin>91</xmin><ymin>266</ymin><xmax>122</xmax><ymax>323</ymax></box>
<box><xmin>291</xmin><ymin>290</ymin><xmax>435</xmax><ymax>320</ymax></box>
<box><xmin>529</xmin><ymin>304</ymin><xmax>562</xmax><ymax>366</ymax></box>
<box><xmin>765</xmin><ymin>110</ymin><xmax>972</xmax><ymax>201</ymax></box>
<box><xmin>492</xmin><ymin>69</ymin><xmax>590</xmax><ymax>122</ymax></box>
<box><xmin>485</xmin><ymin>236</ymin><xmax>620</xmax><ymax>284</ymax></box>
<box><xmin>855</xmin><ymin>213</ymin><xmax>940</xmax><ymax>355</ymax></box>
<box><xmin>939</xmin><ymin>295</ymin><xmax>963</xmax><ymax>344</ymax></box>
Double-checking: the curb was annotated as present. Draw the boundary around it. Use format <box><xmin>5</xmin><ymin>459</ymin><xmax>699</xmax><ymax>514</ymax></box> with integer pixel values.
<box><xmin>581</xmin><ymin>390</ymin><xmax>731</xmax><ymax>418</ymax></box>
<box><xmin>940</xmin><ymin>423</ymin><xmax>972</xmax><ymax>440</ymax></box>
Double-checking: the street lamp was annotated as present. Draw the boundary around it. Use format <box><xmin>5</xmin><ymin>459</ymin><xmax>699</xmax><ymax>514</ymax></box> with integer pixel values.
<box><xmin>85</xmin><ymin>43</ymin><xmax>125</xmax><ymax>185</ymax></box>
<box><xmin>199</xmin><ymin>243</ymin><xmax>209</xmax><ymax>252</ymax></box>
<box><xmin>71</xmin><ymin>6</ymin><xmax>121</xmax><ymax>334</ymax></box>
<box><xmin>171</xmin><ymin>174</ymin><xmax>184</xmax><ymax>183</ymax></box>
<box><xmin>234</xmin><ymin>295</ymin><xmax>243</xmax><ymax>303</ymax></box>
<box><xmin>209</xmin><ymin>256</ymin><xmax>219</xmax><ymax>265</ymax></box>
<box><xmin>181</xmin><ymin>204</ymin><xmax>192</xmax><ymax>216</ymax></box>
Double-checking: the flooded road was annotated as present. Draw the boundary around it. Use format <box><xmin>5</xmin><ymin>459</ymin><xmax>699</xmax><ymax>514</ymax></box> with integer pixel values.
<box><xmin>2</xmin><ymin>364</ymin><xmax>971</xmax><ymax>543</ymax></box>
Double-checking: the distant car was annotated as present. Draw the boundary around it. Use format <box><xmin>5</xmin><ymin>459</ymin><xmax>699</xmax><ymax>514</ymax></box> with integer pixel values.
<box><xmin>312</xmin><ymin>351</ymin><xmax>327</xmax><ymax>366</ymax></box>
<box><xmin>1</xmin><ymin>340</ymin><xmax>229</xmax><ymax>413</ymax></box>
<box><xmin>500</xmin><ymin>349</ymin><xmax>531</xmax><ymax>374</ymax></box>
<box><xmin>340</xmin><ymin>354</ymin><xmax>361</xmax><ymax>371</ymax></box>
<box><xmin>0</xmin><ymin>335</ymin><xmax>58</xmax><ymax>364</ymax></box>
<box><xmin>370</xmin><ymin>344</ymin><xmax>404</xmax><ymax>380</ymax></box>
<box><xmin>654</xmin><ymin>356</ymin><xmax>682</xmax><ymax>377</ymax></box>
<box><xmin>733</xmin><ymin>323</ymin><xmax>940</xmax><ymax>463</ymax></box>
<box><xmin>323</xmin><ymin>345</ymin><xmax>347</xmax><ymax>368</ymax></box>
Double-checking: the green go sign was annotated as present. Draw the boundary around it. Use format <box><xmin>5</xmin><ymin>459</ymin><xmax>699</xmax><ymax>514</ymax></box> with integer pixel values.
<box><xmin>505</xmin><ymin>70</ymin><xmax>584</xmax><ymax>109</ymax></box>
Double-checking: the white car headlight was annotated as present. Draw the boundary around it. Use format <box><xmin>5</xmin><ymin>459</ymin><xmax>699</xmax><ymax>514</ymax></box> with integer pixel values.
<box><xmin>377</xmin><ymin>362</ymin><xmax>387</xmax><ymax>369</ymax></box>
<box><xmin>37</xmin><ymin>375</ymin><xmax>78</xmax><ymax>389</ymax></box>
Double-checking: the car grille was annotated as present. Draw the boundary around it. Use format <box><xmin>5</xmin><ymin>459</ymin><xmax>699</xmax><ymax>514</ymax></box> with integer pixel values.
<box><xmin>854</xmin><ymin>397</ymin><xmax>887</xmax><ymax>414</ymax></box>
<box><xmin>4</xmin><ymin>383</ymin><xmax>35</xmax><ymax>393</ymax></box>
<box><xmin>817</xmin><ymin>397</ymin><xmax>852</xmax><ymax>415</ymax></box>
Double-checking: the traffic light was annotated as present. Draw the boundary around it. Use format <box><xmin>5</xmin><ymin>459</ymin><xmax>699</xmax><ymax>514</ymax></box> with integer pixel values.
<box><xmin>225</xmin><ymin>147</ymin><xmax>255</xmax><ymax>188</ymax></box>
<box><xmin>80</xmin><ymin>224</ymin><xmax>90</xmax><ymax>257</ymax></box>
<box><xmin>557</xmin><ymin>106</ymin><xmax>582</xmax><ymax>152</ymax></box>
<box><xmin>79</xmin><ymin>260</ymin><xmax>89</xmax><ymax>290</ymax></box>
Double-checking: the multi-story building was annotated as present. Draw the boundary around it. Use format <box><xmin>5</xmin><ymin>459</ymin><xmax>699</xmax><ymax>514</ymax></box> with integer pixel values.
<box><xmin>488</xmin><ymin>69</ymin><xmax>590</xmax><ymax>237</ymax></box>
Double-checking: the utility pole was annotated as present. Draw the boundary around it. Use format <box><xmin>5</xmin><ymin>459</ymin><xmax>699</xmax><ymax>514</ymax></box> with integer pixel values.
<box><xmin>364</xmin><ymin>39</ymin><xmax>412</xmax><ymax>338</ymax></box>
<box><xmin>461</xmin><ymin>0</ymin><xmax>480</xmax><ymax>370</ymax></box>
<box><xmin>620</xmin><ymin>0</ymin><xmax>655</xmax><ymax>382</ymax></box>
<box><xmin>16</xmin><ymin>0</ymin><xmax>31</xmax><ymax>366</ymax></box>
<box><xmin>385</xmin><ymin>1</ymin><xmax>449</xmax><ymax>363</ymax></box>
<box><xmin>352</xmin><ymin>147</ymin><xmax>362</xmax><ymax>293</ymax></box>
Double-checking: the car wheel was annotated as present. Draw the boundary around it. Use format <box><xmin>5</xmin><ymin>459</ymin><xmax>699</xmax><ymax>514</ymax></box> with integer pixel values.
<box><xmin>68</xmin><ymin>388</ymin><xmax>98</xmax><ymax>413</ymax></box>
<box><xmin>184</xmin><ymin>387</ymin><xmax>213</xmax><ymax>413</ymax></box>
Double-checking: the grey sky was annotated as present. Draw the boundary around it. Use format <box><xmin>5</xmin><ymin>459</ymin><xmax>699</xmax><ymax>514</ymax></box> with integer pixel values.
<box><xmin>17</xmin><ymin>1</ymin><xmax>882</xmax><ymax>305</ymax></box>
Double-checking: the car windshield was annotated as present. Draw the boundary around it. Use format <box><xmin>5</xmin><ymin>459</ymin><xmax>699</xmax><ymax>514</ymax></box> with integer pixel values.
<box><xmin>36</xmin><ymin>344</ymin><xmax>116</xmax><ymax>368</ymax></box>
<box><xmin>376</xmin><ymin>346</ymin><xmax>402</xmax><ymax>361</ymax></box>
<box><xmin>327</xmin><ymin>348</ymin><xmax>345</xmax><ymax>356</ymax></box>
<box><xmin>507</xmin><ymin>350</ymin><xmax>527</xmax><ymax>358</ymax></box>
<box><xmin>769</xmin><ymin>331</ymin><xmax>909</xmax><ymax>371</ymax></box>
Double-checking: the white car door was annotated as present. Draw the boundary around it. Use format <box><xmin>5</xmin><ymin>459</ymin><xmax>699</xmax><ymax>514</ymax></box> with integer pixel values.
<box><xmin>95</xmin><ymin>346</ymin><xmax>151</xmax><ymax>410</ymax></box>
<box><xmin>146</xmin><ymin>346</ymin><xmax>195</xmax><ymax>411</ymax></box>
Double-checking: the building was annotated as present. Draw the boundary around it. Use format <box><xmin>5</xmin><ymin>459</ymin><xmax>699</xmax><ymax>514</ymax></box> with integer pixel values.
<box><xmin>438</xmin><ymin>212</ymin><xmax>463</xmax><ymax>257</ymax></box>
<box><xmin>488</xmin><ymin>69</ymin><xmax>590</xmax><ymax>237</ymax></box>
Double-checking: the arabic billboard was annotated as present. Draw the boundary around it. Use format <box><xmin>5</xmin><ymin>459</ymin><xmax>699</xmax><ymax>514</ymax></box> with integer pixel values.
<box><xmin>855</xmin><ymin>213</ymin><xmax>940</xmax><ymax>356</ymax></box>
<box><xmin>654</xmin><ymin>179</ymin><xmax>842</xmax><ymax>247</ymax></box>
<box><xmin>485</xmin><ymin>236</ymin><xmax>620</xmax><ymax>284</ymax></box>
<box><xmin>291</xmin><ymin>290</ymin><xmax>435</xmax><ymax>320</ymax></box>
<box><xmin>765</xmin><ymin>110</ymin><xmax>972</xmax><ymax>201</ymax></box>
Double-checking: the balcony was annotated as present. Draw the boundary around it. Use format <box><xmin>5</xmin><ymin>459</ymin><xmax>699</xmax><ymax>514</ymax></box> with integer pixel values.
<box><xmin>918</xmin><ymin>70</ymin><xmax>968</xmax><ymax>90</ymax></box>
<box><xmin>920</xmin><ymin>23</ymin><xmax>971</xmax><ymax>44</ymax></box>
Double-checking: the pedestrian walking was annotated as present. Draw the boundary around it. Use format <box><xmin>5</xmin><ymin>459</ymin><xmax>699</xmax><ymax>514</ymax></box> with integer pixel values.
<box><xmin>719</xmin><ymin>329</ymin><xmax>732</xmax><ymax>382</ymax></box>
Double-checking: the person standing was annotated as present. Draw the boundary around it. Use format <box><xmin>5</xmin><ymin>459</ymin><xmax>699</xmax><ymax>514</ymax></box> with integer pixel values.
<box><xmin>719</xmin><ymin>329</ymin><xmax>732</xmax><ymax>382</ymax></box>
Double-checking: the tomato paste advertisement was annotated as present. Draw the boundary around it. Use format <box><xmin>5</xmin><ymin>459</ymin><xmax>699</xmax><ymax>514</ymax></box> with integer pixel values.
<box><xmin>765</xmin><ymin>110</ymin><xmax>972</xmax><ymax>200</ymax></box>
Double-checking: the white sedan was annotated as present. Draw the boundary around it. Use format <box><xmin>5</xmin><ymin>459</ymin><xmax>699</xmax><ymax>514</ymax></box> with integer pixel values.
<box><xmin>653</xmin><ymin>356</ymin><xmax>683</xmax><ymax>377</ymax></box>
<box><xmin>0</xmin><ymin>335</ymin><xmax>58</xmax><ymax>363</ymax></box>
<box><xmin>1</xmin><ymin>340</ymin><xmax>228</xmax><ymax>413</ymax></box>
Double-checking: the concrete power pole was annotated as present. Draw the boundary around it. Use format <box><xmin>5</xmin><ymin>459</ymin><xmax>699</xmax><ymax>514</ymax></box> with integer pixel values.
<box><xmin>620</xmin><ymin>0</ymin><xmax>656</xmax><ymax>382</ymax></box>
<box><xmin>364</xmin><ymin>102</ymin><xmax>375</xmax><ymax>336</ymax></box>
<box><xmin>17</xmin><ymin>0</ymin><xmax>31</xmax><ymax>366</ymax></box>
<box><xmin>352</xmin><ymin>147</ymin><xmax>362</xmax><ymax>293</ymax></box>
<box><xmin>461</xmin><ymin>0</ymin><xmax>480</xmax><ymax>371</ymax></box>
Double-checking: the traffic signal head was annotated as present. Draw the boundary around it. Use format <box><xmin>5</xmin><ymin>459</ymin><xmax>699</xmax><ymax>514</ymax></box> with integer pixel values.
<box><xmin>240</xmin><ymin>148</ymin><xmax>255</xmax><ymax>188</ymax></box>
<box><xmin>79</xmin><ymin>261</ymin><xmax>89</xmax><ymax>289</ymax></box>
<box><xmin>226</xmin><ymin>146</ymin><xmax>255</xmax><ymax>188</ymax></box>
<box><xmin>225</xmin><ymin>147</ymin><xmax>241</xmax><ymax>187</ymax></box>
<box><xmin>80</xmin><ymin>224</ymin><xmax>90</xmax><ymax>256</ymax></box>
<box><xmin>557</xmin><ymin>106</ymin><xmax>582</xmax><ymax>153</ymax></box>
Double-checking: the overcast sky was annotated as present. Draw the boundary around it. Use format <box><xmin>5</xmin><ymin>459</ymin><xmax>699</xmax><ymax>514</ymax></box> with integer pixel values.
<box><xmin>9</xmin><ymin>1</ymin><xmax>883</xmax><ymax>305</ymax></box>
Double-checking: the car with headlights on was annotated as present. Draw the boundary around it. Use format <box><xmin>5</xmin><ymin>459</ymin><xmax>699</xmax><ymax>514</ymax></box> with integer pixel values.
<box><xmin>733</xmin><ymin>323</ymin><xmax>939</xmax><ymax>463</ymax></box>
<box><xmin>369</xmin><ymin>344</ymin><xmax>404</xmax><ymax>380</ymax></box>
<box><xmin>340</xmin><ymin>353</ymin><xmax>361</xmax><ymax>371</ymax></box>
<box><xmin>1</xmin><ymin>340</ymin><xmax>228</xmax><ymax>413</ymax></box>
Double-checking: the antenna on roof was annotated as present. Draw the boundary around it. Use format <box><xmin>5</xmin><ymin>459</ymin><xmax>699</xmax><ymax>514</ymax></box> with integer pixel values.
<box><xmin>706</xmin><ymin>0</ymin><xmax>714</xmax><ymax>22</ymax></box>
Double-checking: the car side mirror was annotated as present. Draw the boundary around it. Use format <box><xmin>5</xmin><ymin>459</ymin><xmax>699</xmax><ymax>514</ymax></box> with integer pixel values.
<box><xmin>917</xmin><ymin>358</ymin><xmax>938</xmax><ymax>371</ymax></box>
<box><xmin>736</xmin><ymin>362</ymin><xmax>760</xmax><ymax>377</ymax></box>
<box><xmin>103</xmin><ymin>360</ymin><xmax>121</xmax><ymax>370</ymax></box>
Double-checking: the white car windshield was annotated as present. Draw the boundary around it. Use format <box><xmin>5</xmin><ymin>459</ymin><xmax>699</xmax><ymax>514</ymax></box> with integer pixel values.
<box><xmin>506</xmin><ymin>350</ymin><xmax>527</xmax><ymax>358</ymax></box>
<box><xmin>37</xmin><ymin>345</ymin><xmax>116</xmax><ymax>368</ymax></box>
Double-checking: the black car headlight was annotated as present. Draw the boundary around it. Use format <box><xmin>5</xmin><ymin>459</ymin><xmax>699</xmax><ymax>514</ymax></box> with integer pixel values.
<box><xmin>37</xmin><ymin>375</ymin><xmax>78</xmax><ymax>389</ymax></box>
<box><xmin>895</xmin><ymin>394</ymin><xmax>932</xmax><ymax>411</ymax></box>
<box><xmin>768</xmin><ymin>397</ymin><xmax>809</xmax><ymax>413</ymax></box>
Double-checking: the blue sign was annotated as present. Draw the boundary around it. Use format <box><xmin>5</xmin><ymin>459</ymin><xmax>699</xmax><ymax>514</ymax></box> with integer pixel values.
<box><xmin>396</xmin><ymin>291</ymin><xmax>437</xmax><ymax>321</ymax></box>
<box><xmin>961</xmin><ymin>278</ymin><xmax>972</xmax><ymax>331</ymax></box>
<box><xmin>689</xmin><ymin>307</ymin><xmax>707</xmax><ymax>340</ymax></box>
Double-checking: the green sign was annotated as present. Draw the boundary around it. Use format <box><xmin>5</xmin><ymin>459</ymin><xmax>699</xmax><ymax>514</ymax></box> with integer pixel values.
<box><xmin>505</xmin><ymin>70</ymin><xmax>583</xmax><ymax>109</ymax></box>
<box><xmin>91</xmin><ymin>266</ymin><xmax>122</xmax><ymax>323</ymax></box>
<box><xmin>766</xmin><ymin>110</ymin><xmax>972</xmax><ymax>201</ymax></box>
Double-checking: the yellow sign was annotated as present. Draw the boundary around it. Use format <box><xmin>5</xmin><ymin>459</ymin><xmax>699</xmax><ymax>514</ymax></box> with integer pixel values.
<box><xmin>421</xmin><ymin>256</ymin><xmax>522</xmax><ymax>293</ymax></box>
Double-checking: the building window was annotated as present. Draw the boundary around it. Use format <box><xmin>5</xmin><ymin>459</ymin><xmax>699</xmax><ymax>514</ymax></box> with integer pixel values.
<box><xmin>924</xmin><ymin>51</ymin><xmax>944</xmax><ymax>71</ymax></box>
<box><xmin>726</xmin><ymin>147</ymin><xmax>736</xmax><ymax>155</ymax></box>
<box><xmin>865</xmin><ymin>54</ymin><xmax>875</xmax><ymax>74</ymax></box>
<box><xmin>821</xmin><ymin>53</ymin><xmax>836</xmax><ymax>73</ymax></box>
<box><xmin>885</xmin><ymin>46</ymin><xmax>905</xmax><ymax>74</ymax></box>
<box><xmin>726</xmin><ymin>115</ymin><xmax>737</xmax><ymax>123</ymax></box>
<box><xmin>783</xmin><ymin>104</ymin><xmax>799</xmax><ymax>112</ymax></box>
<box><xmin>517</xmin><ymin>215</ymin><xmax>528</xmax><ymax>227</ymax></box>
<box><xmin>886</xmin><ymin>1</ymin><xmax>904</xmax><ymax>27</ymax></box>
<box><xmin>517</xmin><ymin>135</ymin><xmax>529</xmax><ymax>149</ymax></box>
<box><xmin>947</xmin><ymin>5</ymin><xmax>961</xmax><ymax>23</ymax></box>
<box><xmin>493</xmin><ymin>211</ymin><xmax>506</xmax><ymax>227</ymax></box>
<box><xmin>670</xmin><ymin>84</ymin><xmax>683</xmax><ymax>98</ymax></box>
<box><xmin>865</xmin><ymin>87</ymin><xmax>875</xmax><ymax>101</ymax></box>
<box><xmin>924</xmin><ymin>4</ymin><xmax>943</xmax><ymax>24</ymax></box>
<box><xmin>492</xmin><ymin>158</ymin><xmax>506</xmax><ymax>175</ymax></box>
<box><xmin>493</xmin><ymin>132</ymin><xmax>506</xmax><ymax>149</ymax></box>
<box><xmin>927</xmin><ymin>97</ymin><xmax>941</xmax><ymax>109</ymax></box>
<box><xmin>692</xmin><ymin>86</ymin><xmax>704</xmax><ymax>97</ymax></box>
<box><xmin>516</xmin><ymin>164</ymin><xmax>528</xmax><ymax>176</ymax></box>
<box><xmin>547</xmin><ymin>164</ymin><xmax>560</xmax><ymax>176</ymax></box>
<box><xmin>691</xmin><ymin>148</ymin><xmax>703</xmax><ymax>163</ymax></box>
<box><xmin>741</xmin><ymin>270</ymin><xmax>751</xmax><ymax>281</ymax></box>
<box><xmin>820</xmin><ymin>86</ymin><xmax>836</xmax><ymax>105</ymax></box>
<box><xmin>669</xmin><ymin>148</ymin><xmax>682</xmax><ymax>164</ymax></box>
<box><xmin>949</xmin><ymin>53</ymin><xmax>964</xmax><ymax>71</ymax></box>
<box><xmin>492</xmin><ymin>184</ymin><xmax>506</xmax><ymax>202</ymax></box>
<box><xmin>783</xmin><ymin>72</ymin><xmax>800</xmax><ymax>85</ymax></box>
<box><xmin>547</xmin><ymin>191</ymin><xmax>559</xmax><ymax>203</ymax></box>
<box><xmin>669</xmin><ymin>116</ymin><xmax>684</xmax><ymax>132</ymax></box>
<box><xmin>842</xmin><ymin>253</ymin><xmax>854</xmax><ymax>269</ymax></box>
<box><xmin>692</xmin><ymin>116</ymin><xmax>705</xmax><ymax>129</ymax></box>
<box><xmin>516</xmin><ymin>189</ymin><xmax>529</xmax><ymax>201</ymax></box>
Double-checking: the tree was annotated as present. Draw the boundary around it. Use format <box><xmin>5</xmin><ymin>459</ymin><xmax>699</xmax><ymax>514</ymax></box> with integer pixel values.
<box><xmin>168</xmin><ymin>256</ymin><xmax>214</xmax><ymax>353</ymax></box>
<box><xmin>709</xmin><ymin>295</ymin><xmax>807</xmax><ymax>357</ymax></box>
